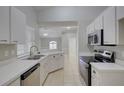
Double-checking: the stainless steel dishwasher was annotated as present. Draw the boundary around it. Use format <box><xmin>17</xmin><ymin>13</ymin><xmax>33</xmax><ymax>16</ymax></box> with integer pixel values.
<box><xmin>21</xmin><ymin>63</ymin><xmax>40</xmax><ymax>86</ymax></box>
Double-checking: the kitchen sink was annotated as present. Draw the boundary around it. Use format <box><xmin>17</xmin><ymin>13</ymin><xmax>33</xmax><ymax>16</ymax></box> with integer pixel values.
<box><xmin>24</xmin><ymin>55</ymin><xmax>45</xmax><ymax>60</ymax></box>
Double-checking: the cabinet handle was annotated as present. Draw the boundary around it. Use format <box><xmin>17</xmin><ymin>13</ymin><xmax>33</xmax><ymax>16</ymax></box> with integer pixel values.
<box><xmin>53</xmin><ymin>56</ymin><xmax>55</xmax><ymax>58</ymax></box>
<box><xmin>0</xmin><ymin>40</ymin><xmax>7</xmax><ymax>42</ymax></box>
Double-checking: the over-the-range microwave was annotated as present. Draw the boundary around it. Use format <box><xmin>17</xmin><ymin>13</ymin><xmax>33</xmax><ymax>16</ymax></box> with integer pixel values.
<box><xmin>88</xmin><ymin>29</ymin><xmax>103</xmax><ymax>46</ymax></box>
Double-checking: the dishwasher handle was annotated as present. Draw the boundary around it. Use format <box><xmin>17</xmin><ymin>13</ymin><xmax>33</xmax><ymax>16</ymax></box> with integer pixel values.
<box><xmin>21</xmin><ymin>63</ymin><xmax>40</xmax><ymax>80</ymax></box>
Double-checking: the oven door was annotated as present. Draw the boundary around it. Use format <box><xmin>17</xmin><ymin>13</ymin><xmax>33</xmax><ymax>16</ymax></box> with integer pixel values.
<box><xmin>79</xmin><ymin>59</ymin><xmax>89</xmax><ymax>85</ymax></box>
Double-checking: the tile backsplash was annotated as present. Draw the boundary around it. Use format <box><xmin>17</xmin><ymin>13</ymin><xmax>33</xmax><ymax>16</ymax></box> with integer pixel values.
<box><xmin>94</xmin><ymin>45</ymin><xmax>124</xmax><ymax>60</ymax></box>
<box><xmin>0</xmin><ymin>44</ymin><xmax>16</xmax><ymax>61</ymax></box>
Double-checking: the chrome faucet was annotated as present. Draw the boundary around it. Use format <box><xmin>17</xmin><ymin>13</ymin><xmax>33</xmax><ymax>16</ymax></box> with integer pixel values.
<box><xmin>30</xmin><ymin>45</ymin><xmax>39</xmax><ymax>56</ymax></box>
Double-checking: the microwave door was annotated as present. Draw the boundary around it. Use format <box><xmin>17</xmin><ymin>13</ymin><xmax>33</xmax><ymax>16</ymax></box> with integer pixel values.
<box><xmin>88</xmin><ymin>36</ymin><xmax>91</xmax><ymax>45</ymax></box>
<box><xmin>88</xmin><ymin>35</ymin><xmax>92</xmax><ymax>45</ymax></box>
<box><xmin>94</xmin><ymin>35</ymin><xmax>98</xmax><ymax>44</ymax></box>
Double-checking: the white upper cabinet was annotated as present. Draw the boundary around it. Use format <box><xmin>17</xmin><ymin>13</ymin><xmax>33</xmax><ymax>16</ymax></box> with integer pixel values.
<box><xmin>94</xmin><ymin>14</ymin><xmax>103</xmax><ymax>30</ymax></box>
<box><xmin>103</xmin><ymin>7</ymin><xmax>116</xmax><ymax>45</ymax></box>
<box><xmin>87</xmin><ymin>22</ymin><xmax>95</xmax><ymax>35</ymax></box>
<box><xmin>26</xmin><ymin>26</ymin><xmax>35</xmax><ymax>42</ymax></box>
<box><xmin>87</xmin><ymin>14</ymin><xmax>103</xmax><ymax>36</ymax></box>
<box><xmin>0</xmin><ymin>6</ymin><xmax>10</xmax><ymax>44</ymax></box>
<box><xmin>90</xmin><ymin>22</ymin><xmax>95</xmax><ymax>33</ymax></box>
<box><xmin>116</xmin><ymin>6</ymin><xmax>124</xmax><ymax>45</ymax></box>
<box><xmin>116</xmin><ymin>6</ymin><xmax>124</xmax><ymax>20</ymax></box>
<box><xmin>11</xmin><ymin>7</ymin><xmax>26</xmax><ymax>44</ymax></box>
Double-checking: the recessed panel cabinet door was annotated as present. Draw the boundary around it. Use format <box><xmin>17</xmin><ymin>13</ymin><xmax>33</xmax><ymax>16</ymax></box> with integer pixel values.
<box><xmin>94</xmin><ymin>15</ymin><xmax>103</xmax><ymax>30</ymax></box>
<box><xmin>116</xmin><ymin>6</ymin><xmax>124</xmax><ymax>20</ymax></box>
<box><xmin>0</xmin><ymin>6</ymin><xmax>10</xmax><ymax>44</ymax></box>
<box><xmin>11</xmin><ymin>7</ymin><xmax>26</xmax><ymax>44</ymax></box>
<box><xmin>103</xmin><ymin>7</ymin><xmax>116</xmax><ymax>45</ymax></box>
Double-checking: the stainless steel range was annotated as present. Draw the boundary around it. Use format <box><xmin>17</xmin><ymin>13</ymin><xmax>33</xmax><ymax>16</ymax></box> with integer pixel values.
<box><xmin>79</xmin><ymin>50</ymin><xmax>115</xmax><ymax>86</ymax></box>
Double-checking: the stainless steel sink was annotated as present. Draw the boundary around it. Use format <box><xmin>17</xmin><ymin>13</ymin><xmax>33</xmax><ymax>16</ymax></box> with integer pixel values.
<box><xmin>24</xmin><ymin>55</ymin><xmax>45</xmax><ymax>60</ymax></box>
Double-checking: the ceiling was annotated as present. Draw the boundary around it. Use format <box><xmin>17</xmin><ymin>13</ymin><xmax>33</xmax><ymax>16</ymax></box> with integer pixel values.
<box><xmin>33</xmin><ymin>6</ymin><xmax>54</xmax><ymax>12</ymax></box>
<box><xmin>33</xmin><ymin>6</ymin><xmax>107</xmax><ymax>22</ymax></box>
<box><xmin>39</xmin><ymin>24</ymin><xmax>78</xmax><ymax>38</ymax></box>
<box><xmin>32</xmin><ymin>6</ymin><xmax>107</xmax><ymax>38</ymax></box>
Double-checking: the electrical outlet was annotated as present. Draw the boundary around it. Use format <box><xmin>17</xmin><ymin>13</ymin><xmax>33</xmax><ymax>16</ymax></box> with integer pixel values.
<box><xmin>4</xmin><ymin>51</ymin><xmax>9</xmax><ymax>57</ymax></box>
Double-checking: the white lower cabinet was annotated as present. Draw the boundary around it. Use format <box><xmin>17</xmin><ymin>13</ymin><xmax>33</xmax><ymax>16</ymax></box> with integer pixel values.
<box><xmin>91</xmin><ymin>67</ymin><xmax>99</xmax><ymax>86</ymax></box>
<box><xmin>39</xmin><ymin>58</ymin><xmax>48</xmax><ymax>85</ymax></box>
<box><xmin>91</xmin><ymin>67</ymin><xmax>124</xmax><ymax>86</ymax></box>
<box><xmin>39</xmin><ymin>53</ymin><xmax>64</xmax><ymax>85</ymax></box>
<box><xmin>54</xmin><ymin>54</ymin><xmax>64</xmax><ymax>70</ymax></box>
<box><xmin>44</xmin><ymin>54</ymin><xmax>64</xmax><ymax>74</ymax></box>
<box><xmin>8</xmin><ymin>78</ymin><xmax>20</xmax><ymax>86</ymax></box>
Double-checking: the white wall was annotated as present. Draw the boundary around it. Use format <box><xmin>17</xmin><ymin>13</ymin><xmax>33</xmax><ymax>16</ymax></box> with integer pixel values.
<box><xmin>40</xmin><ymin>37</ymin><xmax>62</xmax><ymax>52</ymax></box>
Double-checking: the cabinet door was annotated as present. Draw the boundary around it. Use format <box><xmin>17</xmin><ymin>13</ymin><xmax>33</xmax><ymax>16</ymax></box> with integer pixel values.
<box><xmin>116</xmin><ymin>6</ymin><xmax>124</xmax><ymax>20</ymax></box>
<box><xmin>103</xmin><ymin>7</ymin><xmax>116</xmax><ymax>45</ymax></box>
<box><xmin>90</xmin><ymin>22</ymin><xmax>95</xmax><ymax>33</ymax></box>
<box><xmin>55</xmin><ymin>54</ymin><xmax>64</xmax><ymax>69</ymax></box>
<box><xmin>94</xmin><ymin>15</ymin><xmax>103</xmax><ymax>30</ymax></box>
<box><xmin>0</xmin><ymin>6</ymin><xmax>10</xmax><ymax>44</ymax></box>
<box><xmin>11</xmin><ymin>7</ymin><xmax>26</xmax><ymax>44</ymax></box>
<box><xmin>26</xmin><ymin>26</ymin><xmax>35</xmax><ymax>42</ymax></box>
<box><xmin>43</xmin><ymin>55</ymin><xmax>53</xmax><ymax>73</ymax></box>
<box><xmin>40</xmin><ymin>58</ymin><xmax>48</xmax><ymax>85</ymax></box>
<box><xmin>87</xmin><ymin>23</ymin><xmax>95</xmax><ymax>35</ymax></box>
<box><xmin>49</xmin><ymin>54</ymin><xmax>57</xmax><ymax>72</ymax></box>
<box><xmin>91</xmin><ymin>67</ymin><xmax>99</xmax><ymax>86</ymax></box>
<box><xmin>86</xmin><ymin>25</ymin><xmax>90</xmax><ymax>35</ymax></box>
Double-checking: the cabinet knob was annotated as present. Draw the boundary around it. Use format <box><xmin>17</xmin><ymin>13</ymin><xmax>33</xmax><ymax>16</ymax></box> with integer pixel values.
<box><xmin>53</xmin><ymin>56</ymin><xmax>55</xmax><ymax>58</ymax></box>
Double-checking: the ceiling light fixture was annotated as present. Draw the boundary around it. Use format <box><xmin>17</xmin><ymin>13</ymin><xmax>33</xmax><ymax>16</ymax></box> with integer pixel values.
<box><xmin>66</xmin><ymin>26</ymin><xmax>71</xmax><ymax>30</ymax></box>
<box><xmin>43</xmin><ymin>33</ymin><xmax>48</xmax><ymax>36</ymax></box>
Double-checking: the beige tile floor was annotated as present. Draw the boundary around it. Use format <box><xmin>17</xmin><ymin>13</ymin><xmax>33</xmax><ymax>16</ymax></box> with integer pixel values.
<box><xmin>43</xmin><ymin>54</ymin><xmax>86</xmax><ymax>86</ymax></box>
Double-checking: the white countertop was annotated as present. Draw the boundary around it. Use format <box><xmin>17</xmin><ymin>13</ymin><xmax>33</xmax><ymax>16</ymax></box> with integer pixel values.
<box><xmin>40</xmin><ymin>51</ymin><xmax>64</xmax><ymax>56</ymax></box>
<box><xmin>79</xmin><ymin>52</ymin><xmax>94</xmax><ymax>56</ymax></box>
<box><xmin>0</xmin><ymin>51</ymin><xmax>63</xmax><ymax>86</ymax></box>
<box><xmin>90</xmin><ymin>63</ymin><xmax>124</xmax><ymax>72</ymax></box>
